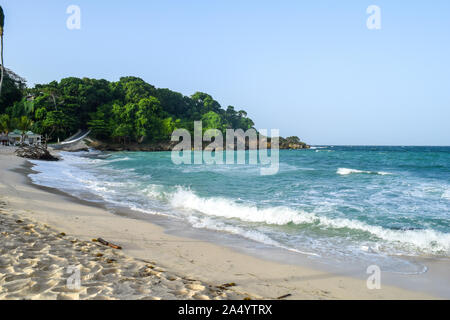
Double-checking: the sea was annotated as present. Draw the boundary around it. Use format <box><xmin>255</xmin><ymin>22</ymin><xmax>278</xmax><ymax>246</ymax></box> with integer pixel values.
<box><xmin>28</xmin><ymin>146</ymin><xmax>450</xmax><ymax>274</ymax></box>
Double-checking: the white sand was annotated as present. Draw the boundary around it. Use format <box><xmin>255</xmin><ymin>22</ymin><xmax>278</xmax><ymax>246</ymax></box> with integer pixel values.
<box><xmin>0</xmin><ymin>207</ymin><xmax>246</xmax><ymax>300</ymax></box>
<box><xmin>0</xmin><ymin>150</ymin><xmax>436</xmax><ymax>300</ymax></box>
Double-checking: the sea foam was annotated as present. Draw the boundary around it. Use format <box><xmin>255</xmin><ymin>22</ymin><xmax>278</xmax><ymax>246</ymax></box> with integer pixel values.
<box><xmin>337</xmin><ymin>168</ymin><xmax>391</xmax><ymax>176</ymax></box>
<box><xmin>168</xmin><ymin>186</ymin><xmax>450</xmax><ymax>255</ymax></box>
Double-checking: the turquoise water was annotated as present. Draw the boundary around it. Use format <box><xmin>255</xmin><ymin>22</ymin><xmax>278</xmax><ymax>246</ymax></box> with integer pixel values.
<box><xmin>29</xmin><ymin>146</ymin><xmax>450</xmax><ymax>273</ymax></box>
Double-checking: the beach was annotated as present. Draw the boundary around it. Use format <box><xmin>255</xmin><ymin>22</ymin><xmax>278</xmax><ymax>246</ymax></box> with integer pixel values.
<box><xmin>0</xmin><ymin>148</ymin><xmax>442</xmax><ymax>300</ymax></box>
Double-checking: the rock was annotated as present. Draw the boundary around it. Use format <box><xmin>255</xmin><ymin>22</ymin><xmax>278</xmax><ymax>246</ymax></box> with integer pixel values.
<box><xmin>278</xmin><ymin>136</ymin><xmax>310</xmax><ymax>149</ymax></box>
<box><xmin>15</xmin><ymin>145</ymin><xmax>59</xmax><ymax>161</ymax></box>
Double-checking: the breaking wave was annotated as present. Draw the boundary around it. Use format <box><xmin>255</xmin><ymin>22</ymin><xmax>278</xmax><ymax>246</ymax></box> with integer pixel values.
<box><xmin>168</xmin><ymin>187</ymin><xmax>450</xmax><ymax>255</ymax></box>
<box><xmin>337</xmin><ymin>168</ymin><xmax>392</xmax><ymax>176</ymax></box>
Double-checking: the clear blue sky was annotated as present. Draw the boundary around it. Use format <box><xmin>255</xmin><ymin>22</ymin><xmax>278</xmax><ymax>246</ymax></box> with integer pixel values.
<box><xmin>3</xmin><ymin>0</ymin><xmax>450</xmax><ymax>145</ymax></box>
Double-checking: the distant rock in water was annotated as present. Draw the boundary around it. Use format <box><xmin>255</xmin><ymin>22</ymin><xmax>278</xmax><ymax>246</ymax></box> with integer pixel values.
<box><xmin>15</xmin><ymin>145</ymin><xmax>59</xmax><ymax>161</ymax></box>
<box><xmin>278</xmin><ymin>136</ymin><xmax>310</xmax><ymax>150</ymax></box>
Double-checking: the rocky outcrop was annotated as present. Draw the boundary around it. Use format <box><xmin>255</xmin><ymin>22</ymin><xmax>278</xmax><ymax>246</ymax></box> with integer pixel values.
<box><xmin>16</xmin><ymin>145</ymin><xmax>59</xmax><ymax>161</ymax></box>
<box><xmin>278</xmin><ymin>136</ymin><xmax>310</xmax><ymax>150</ymax></box>
<box><xmin>83</xmin><ymin>136</ymin><xmax>309</xmax><ymax>152</ymax></box>
<box><xmin>86</xmin><ymin>139</ymin><xmax>178</xmax><ymax>152</ymax></box>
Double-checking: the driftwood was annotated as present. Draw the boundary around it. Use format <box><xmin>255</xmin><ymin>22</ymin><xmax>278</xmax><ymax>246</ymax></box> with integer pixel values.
<box><xmin>15</xmin><ymin>145</ymin><xmax>59</xmax><ymax>161</ymax></box>
<box><xmin>96</xmin><ymin>238</ymin><xmax>122</xmax><ymax>250</ymax></box>
<box><xmin>276</xmin><ymin>293</ymin><xmax>292</xmax><ymax>299</ymax></box>
<box><xmin>217</xmin><ymin>283</ymin><xmax>236</xmax><ymax>290</ymax></box>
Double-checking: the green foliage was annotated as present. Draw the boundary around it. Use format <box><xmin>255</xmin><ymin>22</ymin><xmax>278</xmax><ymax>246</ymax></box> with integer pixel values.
<box><xmin>112</xmin><ymin>123</ymin><xmax>134</xmax><ymax>144</ymax></box>
<box><xmin>201</xmin><ymin>111</ymin><xmax>223</xmax><ymax>133</ymax></box>
<box><xmin>0</xmin><ymin>114</ymin><xmax>34</xmax><ymax>142</ymax></box>
<box><xmin>191</xmin><ymin>92</ymin><xmax>222</xmax><ymax>115</ymax></box>
<box><xmin>279</xmin><ymin>136</ymin><xmax>307</xmax><ymax>149</ymax></box>
<box><xmin>16</xmin><ymin>115</ymin><xmax>33</xmax><ymax>136</ymax></box>
<box><xmin>87</xmin><ymin>104</ymin><xmax>113</xmax><ymax>139</ymax></box>
<box><xmin>135</xmin><ymin>97</ymin><xmax>162</xmax><ymax>142</ymax></box>
<box><xmin>33</xmin><ymin>110</ymin><xmax>74</xmax><ymax>143</ymax></box>
<box><xmin>35</xmin><ymin>107</ymin><xmax>47</xmax><ymax>120</ymax></box>
<box><xmin>8</xmin><ymin>98</ymin><xmax>34</xmax><ymax>118</ymax></box>
<box><xmin>0</xmin><ymin>113</ymin><xmax>12</xmax><ymax>134</ymax></box>
<box><xmin>286</xmin><ymin>136</ymin><xmax>301</xmax><ymax>144</ymax></box>
<box><xmin>0</xmin><ymin>69</ymin><xmax>26</xmax><ymax>113</ymax></box>
<box><xmin>160</xmin><ymin>117</ymin><xmax>179</xmax><ymax>140</ymax></box>
<box><xmin>2</xmin><ymin>72</ymin><xmax>255</xmax><ymax>144</ymax></box>
<box><xmin>224</xmin><ymin>106</ymin><xmax>254</xmax><ymax>130</ymax></box>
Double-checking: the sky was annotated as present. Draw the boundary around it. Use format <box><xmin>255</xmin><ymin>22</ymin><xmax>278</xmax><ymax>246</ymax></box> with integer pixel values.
<box><xmin>2</xmin><ymin>0</ymin><xmax>450</xmax><ymax>145</ymax></box>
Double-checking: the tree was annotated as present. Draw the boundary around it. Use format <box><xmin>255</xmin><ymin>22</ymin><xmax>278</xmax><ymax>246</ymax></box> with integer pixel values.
<box><xmin>4</xmin><ymin>75</ymin><xmax>256</xmax><ymax>145</ymax></box>
<box><xmin>238</xmin><ymin>110</ymin><xmax>247</xmax><ymax>118</ymax></box>
<box><xmin>286</xmin><ymin>136</ymin><xmax>301</xmax><ymax>144</ymax></box>
<box><xmin>191</xmin><ymin>92</ymin><xmax>221</xmax><ymax>115</ymax></box>
<box><xmin>161</xmin><ymin>117</ymin><xmax>178</xmax><ymax>139</ymax></box>
<box><xmin>0</xmin><ymin>113</ymin><xmax>13</xmax><ymax>144</ymax></box>
<box><xmin>88</xmin><ymin>104</ymin><xmax>113</xmax><ymax>139</ymax></box>
<box><xmin>201</xmin><ymin>111</ymin><xmax>223</xmax><ymax>133</ymax></box>
<box><xmin>9</xmin><ymin>98</ymin><xmax>34</xmax><ymax>118</ymax></box>
<box><xmin>225</xmin><ymin>106</ymin><xmax>238</xmax><ymax>128</ymax></box>
<box><xmin>239</xmin><ymin>117</ymin><xmax>254</xmax><ymax>130</ymax></box>
<box><xmin>41</xmin><ymin>82</ymin><xmax>60</xmax><ymax>111</ymax></box>
<box><xmin>112</xmin><ymin>123</ymin><xmax>133</xmax><ymax>145</ymax></box>
<box><xmin>15</xmin><ymin>115</ymin><xmax>33</xmax><ymax>143</ymax></box>
<box><xmin>0</xmin><ymin>6</ymin><xmax>4</xmax><ymax>97</ymax></box>
<box><xmin>0</xmin><ymin>69</ymin><xmax>26</xmax><ymax>113</ymax></box>
<box><xmin>116</xmin><ymin>77</ymin><xmax>156</xmax><ymax>104</ymax></box>
<box><xmin>135</xmin><ymin>97</ymin><xmax>161</xmax><ymax>142</ymax></box>
<box><xmin>155</xmin><ymin>88</ymin><xmax>189</xmax><ymax>118</ymax></box>
<box><xmin>108</xmin><ymin>102</ymin><xmax>135</xmax><ymax>144</ymax></box>
<box><xmin>38</xmin><ymin>110</ymin><xmax>72</xmax><ymax>144</ymax></box>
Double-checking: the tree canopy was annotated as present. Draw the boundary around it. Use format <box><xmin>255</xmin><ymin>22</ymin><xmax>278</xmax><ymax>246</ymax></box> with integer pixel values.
<box><xmin>0</xmin><ymin>68</ymin><xmax>26</xmax><ymax>113</ymax></box>
<box><xmin>0</xmin><ymin>73</ymin><xmax>256</xmax><ymax>144</ymax></box>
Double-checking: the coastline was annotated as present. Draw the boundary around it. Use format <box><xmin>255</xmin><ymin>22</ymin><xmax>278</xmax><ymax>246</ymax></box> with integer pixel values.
<box><xmin>84</xmin><ymin>137</ymin><xmax>310</xmax><ymax>152</ymax></box>
<box><xmin>0</xmin><ymin>150</ymin><xmax>440</xmax><ymax>299</ymax></box>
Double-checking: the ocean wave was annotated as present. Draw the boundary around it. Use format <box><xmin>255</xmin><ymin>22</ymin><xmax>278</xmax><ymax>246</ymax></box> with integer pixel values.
<box><xmin>442</xmin><ymin>189</ymin><xmax>450</xmax><ymax>200</ymax></box>
<box><xmin>187</xmin><ymin>215</ymin><xmax>320</xmax><ymax>257</ymax></box>
<box><xmin>337</xmin><ymin>168</ymin><xmax>391</xmax><ymax>176</ymax></box>
<box><xmin>105</xmin><ymin>157</ymin><xmax>132</xmax><ymax>163</ymax></box>
<box><xmin>168</xmin><ymin>187</ymin><xmax>450</xmax><ymax>255</ymax></box>
<box><xmin>170</xmin><ymin>186</ymin><xmax>317</xmax><ymax>225</ymax></box>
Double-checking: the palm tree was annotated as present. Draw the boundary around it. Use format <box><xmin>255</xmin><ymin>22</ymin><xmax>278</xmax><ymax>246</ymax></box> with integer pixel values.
<box><xmin>16</xmin><ymin>116</ymin><xmax>33</xmax><ymax>144</ymax></box>
<box><xmin>0</xmin><ymin>114</ymin><xmax>12</xmax><ymax>145</ymax></box>
<box><xmin>0</xmin><ymin>6</ymin><xmax>5</xmax><ymax>97</ymax></box>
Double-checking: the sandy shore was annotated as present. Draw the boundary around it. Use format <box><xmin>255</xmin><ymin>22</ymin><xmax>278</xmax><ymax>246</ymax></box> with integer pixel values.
<box><xmin>0</xmin><ymin>149</ymin><xmax>438</xmax><ymax>300</ymax></box>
